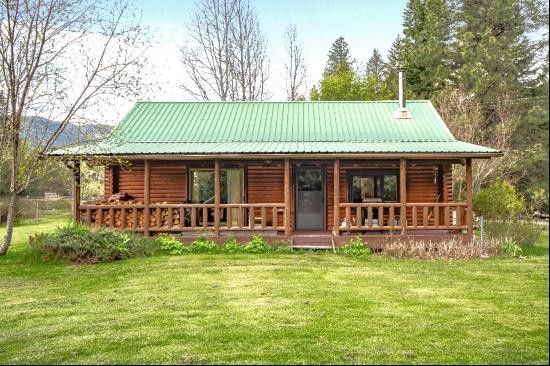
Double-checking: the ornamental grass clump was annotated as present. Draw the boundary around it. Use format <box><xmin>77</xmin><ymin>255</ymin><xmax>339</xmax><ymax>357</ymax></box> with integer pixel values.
<box><xmin>382</xmin><ymin>237</ymin><xmax>501</xmax><ymax>259</ymax></box>
<box><xmin>501</xmin><ymin>238</ymin><xmax>524</xmax><ymax>257</ymax></box>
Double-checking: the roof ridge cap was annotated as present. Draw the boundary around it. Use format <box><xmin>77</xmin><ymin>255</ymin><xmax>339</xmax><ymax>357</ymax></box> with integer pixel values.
<box><xmin>133</xmin><ymin>100</ymin><xmax>431</xmax><ymax>104</ymax></box>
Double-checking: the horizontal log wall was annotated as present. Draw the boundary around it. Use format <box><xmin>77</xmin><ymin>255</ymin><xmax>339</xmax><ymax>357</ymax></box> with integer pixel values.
<box><xmin>104</xmin><ymin>159</ymin><xmax>453</xmax><ymax>233</ymax></box>
<box><xmin>247</xmin><ymin>161</ymin><xmax>288</xmax><ymax>228</ymax></box>
<box><xmin>150</xmin><ymin>161</ymin><xmax>187</xmax><ymax>203</ymax></box>
<box><xmin>105</xmin><ymin>161</ymin><xmax>187</xmax><ymax>203</ymax></box>
<box><xmin>104</xmin><ymin>166</ymin><xmax>114</xmax><ymax>197</ymax></box>
<box><xmin>112</xmin><ymin>162</ymin><xmax>145</xmax><ymax>201</ymax></box>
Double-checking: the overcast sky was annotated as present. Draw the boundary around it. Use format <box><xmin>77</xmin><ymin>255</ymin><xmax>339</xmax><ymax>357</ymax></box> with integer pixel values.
<box><xmin>97</xmin><ymin>0</ymin><xmax>408</xmax><ymax>124</ymax></box>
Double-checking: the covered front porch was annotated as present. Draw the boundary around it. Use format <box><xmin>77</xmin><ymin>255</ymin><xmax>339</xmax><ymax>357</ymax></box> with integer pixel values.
<box><xmin>71</xmin><ymin>157</ymin><xmax>475</xmax><ymax>245</ymax></box>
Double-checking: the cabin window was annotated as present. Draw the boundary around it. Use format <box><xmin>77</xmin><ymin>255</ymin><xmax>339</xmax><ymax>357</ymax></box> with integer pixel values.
<box><xmin>349</xmin><ymin>171</ymin><xmax>399</xmax><ymax>203</ymax></box>
<box><xmin>189</xmin><ymin>168</ymin><xmax>244</xmax><ymax>204</ymax></box>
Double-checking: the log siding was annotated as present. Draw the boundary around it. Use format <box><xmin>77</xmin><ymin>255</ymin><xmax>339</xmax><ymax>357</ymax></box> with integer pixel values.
<box><xmin>101</xmin><ymin>159</ymin><xmax>459</xmax><ymax>236</ymax></box>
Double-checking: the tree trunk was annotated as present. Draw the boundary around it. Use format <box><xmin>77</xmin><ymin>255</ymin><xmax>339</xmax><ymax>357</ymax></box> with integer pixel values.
<box><xmin>0</xmin><ymin>192</ymin><xmax>18</xmax><ymax>256</ymax></box>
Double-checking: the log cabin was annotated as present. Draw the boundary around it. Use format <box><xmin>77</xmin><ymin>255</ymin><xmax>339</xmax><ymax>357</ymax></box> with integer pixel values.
<box><xmin>50</xmin><ymin>71</ymin><xmax>501</xmax><ymax>248</ymax></box>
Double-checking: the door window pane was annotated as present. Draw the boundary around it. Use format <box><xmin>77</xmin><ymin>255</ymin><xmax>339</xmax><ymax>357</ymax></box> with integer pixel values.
<box><xmin>296</xmin><ymin>169</ymin><xmax>324</xmax><ymax>230</ymax></box>
<box><xmin>297</xmin><ymin>169</ymin><xmax>323</xmax><ymax>191</ymax></box>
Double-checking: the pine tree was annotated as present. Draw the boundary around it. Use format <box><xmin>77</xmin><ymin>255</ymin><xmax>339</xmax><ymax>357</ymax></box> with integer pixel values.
<box><xmin>451</xmin><ymin>0</ymin><xmax>548</xmax><ymax>196</ymax></box>
<box><xmin>365</xmin><ymin>49</ymin><xmax>385</xmax><ymax>84</ymax></box>
<box><xmin>454</xmin><ymin>0</ymin><xmax>550</xmax><ymax>195</ymax></box>
<box><xmin>455</xmin><ymin>0</ymin><xmax>541</xmax><ymax>108</ymax></box>
<box><xmin>402</xmin><ymin>0</ymin><xmax>453</xmax><ymax>99</ymax></box>
<box><xmin>323</xmin><ymin>37</ymin><xmax>353</xmax><ymax>76</ymax></box>
<box><xmin>365</xmin><ymin>49</ymin><xmax>392</xmax><ymax>99</ymax></box>
<box><xmin>383</xmin><ymin>35</ymin><xmax>405</xmax><ymax>99</ymax></box>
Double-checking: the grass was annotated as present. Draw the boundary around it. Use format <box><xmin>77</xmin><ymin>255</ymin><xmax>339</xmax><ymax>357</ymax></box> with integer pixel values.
<box><xmin>0</xmin><ymin>213</ymin><xmax>548</xmax><ymax>364</ymax></box>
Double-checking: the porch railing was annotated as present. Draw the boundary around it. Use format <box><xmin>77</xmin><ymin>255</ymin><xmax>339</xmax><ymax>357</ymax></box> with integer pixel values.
<box><xmin>338</xmin><ymin>202</ymin><xmax>469</xmax><ymax>232</ymax></box>
<box><xmin>78</xmin><ymin>203</ymin><xmax>286</xmax><ymax>233</ymax></box>
<box><xmin>219</xmin><ymin>204</ymin><xmax>286</xmax><ymax>231</ymax></box>
<box><xmin>339</xmin><ymin>203</ymin><xmax>404</xmax><ymax>231</ymax></box>
<box><xmin>80</xmin><ymin>201</ymin><xmax>469</xmax><ymax>235</ymax></box>
<box><xmin>406</xmin><ymin>202</ymin><xmax>468</xmax><ymax>230</ymax></box>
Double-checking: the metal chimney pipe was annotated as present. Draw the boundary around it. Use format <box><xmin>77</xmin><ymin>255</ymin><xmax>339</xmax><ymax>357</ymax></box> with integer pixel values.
<box><xmin>398</xmin><ymin>68</ymin><xmax>406</xmax><ymax>109</ymax></box>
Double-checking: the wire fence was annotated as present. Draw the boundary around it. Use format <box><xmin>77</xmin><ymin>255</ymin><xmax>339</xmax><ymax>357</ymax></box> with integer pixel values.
<box><xmin>0</xmin><ymin>197</ymin><xmax>71</xmax><ymax>224</ymax></box>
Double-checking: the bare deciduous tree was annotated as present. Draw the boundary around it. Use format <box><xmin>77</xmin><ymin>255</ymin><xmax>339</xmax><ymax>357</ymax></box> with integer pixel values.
<box><xmin>0</xmin><ymin>0</ymin><xmax>147</xmax><ymax>255</ymax></box>
<box><xmin>180</xmin><ymin>0</ymin><xmax>269</xmax><ymax>101</ymax></box>
<box><xmin>283</xmin><ymin>24</ymin><xmax>306</xmax><ymax>101</ymax></box>
<box><xmin>434</xmin><ymin>87</ymin><xmax>520</xmax><ymax>197</ymax></box>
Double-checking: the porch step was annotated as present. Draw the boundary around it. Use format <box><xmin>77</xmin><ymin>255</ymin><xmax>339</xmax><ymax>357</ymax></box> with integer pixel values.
<box><xmin>292</xmin><ymin>234</ymin><xmax>335</xmax><ymax>251</ymax></box>
<box><xmin>292</xmin><ymin>244</ymin><xmax>334</xmax><ymax>250</ymax></box>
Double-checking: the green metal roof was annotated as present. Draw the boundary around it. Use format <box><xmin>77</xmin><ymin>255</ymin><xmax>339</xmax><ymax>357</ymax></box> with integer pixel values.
<box><xmin>50</xmin><ymin>101</ymin><xmax>500</xmax><ymax>157</ymax></box>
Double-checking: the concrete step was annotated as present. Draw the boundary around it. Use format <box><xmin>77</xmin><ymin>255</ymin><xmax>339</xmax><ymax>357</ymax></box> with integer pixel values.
<box><xmin>292</xmin><ymin>234</ymin><xmax>334</xmax><ymax>250</ymax></box>
<box><xmin>292</xmin><ymin>244</ymin><xmax>334</xmax><ymax>250</ymax></box>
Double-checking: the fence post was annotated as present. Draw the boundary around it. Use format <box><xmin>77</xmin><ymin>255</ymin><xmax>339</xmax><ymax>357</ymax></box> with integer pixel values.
<box><xmin>72</xmin><ymin>160</ymin><xmax>81</xmax><ymax>222</ymax></box>
<box><xmin>479</xmin><ymin>215</ymin><xmax>484</xmax><ymax>248</ymax></box>
<box><xmin>144</xmin><ymin>160</ymin><xmax>150</xmax><ymax>236</ymax></box>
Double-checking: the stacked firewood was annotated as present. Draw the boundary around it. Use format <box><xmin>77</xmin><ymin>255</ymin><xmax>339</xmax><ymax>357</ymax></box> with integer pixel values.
<box><xmin>90</xmin><ymin>193</ymin><xmax>182</xmax><ymax>229</ymax></box>
<box><xmin>149</xmin><ymin>206</ymin><xmax>181</xmax><ymax>228</ymax></box>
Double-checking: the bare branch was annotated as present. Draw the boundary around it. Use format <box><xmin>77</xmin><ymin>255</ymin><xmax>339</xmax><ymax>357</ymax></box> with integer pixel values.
<box><xmin>283</xmin><ymin>24</ymin><xmax>306</xmax><ymax>101</ymax></box>
<box><xmin>0</xmin><ymin>0</ymin><xmax>148</xmax><ymax>254</ymax></box>
<box><xmin>180</xmin><ymin>0</ymin><xmax>269</xmax><ymax>101</ymax></box>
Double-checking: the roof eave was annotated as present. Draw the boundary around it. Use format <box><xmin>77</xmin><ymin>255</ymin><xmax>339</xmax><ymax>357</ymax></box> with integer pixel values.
<box><xmin>48</xmin><ymin>151</ymin><xmax>503</xmax><ymax>161</ymax></box>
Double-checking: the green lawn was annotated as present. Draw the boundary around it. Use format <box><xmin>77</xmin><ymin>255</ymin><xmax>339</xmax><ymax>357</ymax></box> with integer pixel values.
<box><xmin>1</xmin><ymin>214</ymin><xmax>548</xmax><ymax>365</ymax></box>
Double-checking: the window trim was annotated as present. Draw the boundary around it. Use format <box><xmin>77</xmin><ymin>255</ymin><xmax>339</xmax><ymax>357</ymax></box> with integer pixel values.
<box><xmin>347</xmin><ymin>169</ymin><xmax>400</xmax><ymax>203</ymax></box>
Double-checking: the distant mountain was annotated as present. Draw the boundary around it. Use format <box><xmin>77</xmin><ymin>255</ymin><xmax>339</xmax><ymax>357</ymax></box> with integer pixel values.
<box><xmin>22</xmin><ymin>116</ymin><xmax>112</xmax><ymax>147</ymax></box>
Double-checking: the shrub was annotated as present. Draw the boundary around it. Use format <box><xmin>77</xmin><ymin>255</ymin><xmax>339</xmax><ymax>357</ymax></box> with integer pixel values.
<box><xmin>501</xmin><ymin>238</ymin><xmax>524</xmax><ymax>257</ymax></box>
<box><xmin>338</xmin><ymin>236</ymin><xmax>371</xmax><ymax>256</ymax></box>
<box><xmin>483</xmin><ymin>219</ymin><xmax>542</xmax><ymax>247</ymax></box>
<box><xmin>158</xmin><ymin>233</ymin><xmax>186</xmax><ymax>255</ymax></box>
<box><xmin>528</xmin><ymin>188</ymin><xmax>549</xmax><ymax>215</ymax></box>
<box><xmin>222</xmin><ymin>238</ymin><xmax>244</xmax><ymax>253</ymax></box>
<box><xmin>128</xmin><ymin>235</ymin><xmax>164</xmax><ymax>258</ymax></box>
<box><xmin>474</xmin><ymin>179</ymin><xmax>526</xmax><ymax>220</ymax></box>
<box><xmin>244</xmin><ymin>234</ymin><xmax>270</xmax><ymax>253</ymax></box>
<box><xmin>27</xmin><ymin>223</ymin><xmax>160</xmax><ymax>264</ymax></box>
<box><xmin>189</xmin><ymin>236</ymin><xmax>219</xmax><ymax>253</ymax></box>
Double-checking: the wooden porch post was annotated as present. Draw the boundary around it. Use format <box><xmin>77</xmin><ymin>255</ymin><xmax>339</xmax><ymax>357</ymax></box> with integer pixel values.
<box><xmin>214</xmin><ymin>159</ymin><xmax>221</xmax><ymax>236</ymax></box>
<box><xmin>466</xmin><ymin>158</ymin><xmax>474</xmax><ymax>240</ymax></box>
<box><xmin>284</xmin><ymin>159</ymin><xmax>291</xmax><ymax>236</ymax></box>
<box><xmin>72</xmin><ymin>160</ymin><xmax>81</xmax><ymax>222</ymax></box>
<box><xmin>144</xmin><ymin>160</ymin><xmax>150</xmax><ymax>236</ymax></box>
<box><xmin>400</xmin><ymin>158</ymin><xmax>407</xmax><ymax>234</ymax></box>
<box><xmin>333</xmin><ymin>159</ymin><xmax>340</xmax><ymax>236</ymax></box>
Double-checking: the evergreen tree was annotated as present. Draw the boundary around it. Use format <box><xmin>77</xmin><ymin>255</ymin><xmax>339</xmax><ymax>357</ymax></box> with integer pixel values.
<box><xmin>450</xmin><ymin>0</ymin><xmax>548</xmax><ymax>196</ymax></box>
<box><xmin>323</xmin><ymin>37</ymin><xmax>353</xmax><ymax>76</ymax></box>
<box><xmin>454</xmin><ymin>0</ymin><xmax>541</xmax><ymax>108</ymax></box>
<box><xmin>365</xmin><ymin>49</ymin><xmax>385</xmax><ymax>83</ymax></box>
<box><xmin>383</xmin><ymin>35</ymin><xmax>406</xmax><ymax>98</ymax></box>
<box><xmin>402</xmin><ymin>0</ymin><xmax>453</xmax><ymax>99</ymax></box>
<box><xmin>365</xmin><ymin>49</ymin><xmax>392</xmax><ymax>99</ymax></box>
